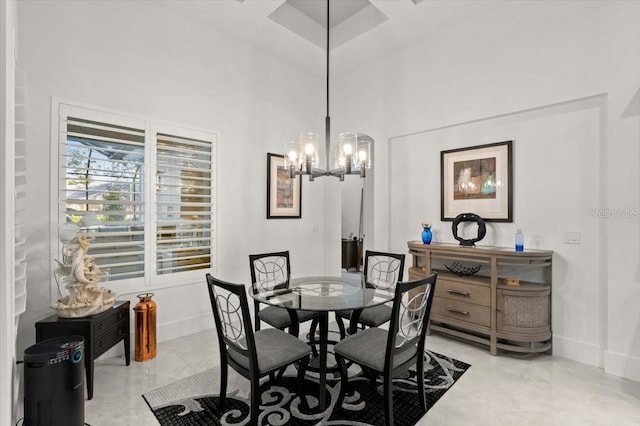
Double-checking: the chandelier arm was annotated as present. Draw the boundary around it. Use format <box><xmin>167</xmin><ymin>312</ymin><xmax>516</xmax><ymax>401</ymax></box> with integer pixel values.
<box><xmin>328</xmin><ymin>168</ymin><xmax>345</xmax><ymax>177</ymax></box>
<box><xmin>329</xmin><ymin>166</ymin><xmax>365</xmax><ymax>178</ymax></box>
<box><xmin>307</xmin><ymin>168</ymin><xmax>329</xmax><ymax>181</ymax></box>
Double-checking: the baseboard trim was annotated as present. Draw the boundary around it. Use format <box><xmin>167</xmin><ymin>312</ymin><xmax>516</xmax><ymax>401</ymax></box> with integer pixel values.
<box><xmin>552</xmin><ymin>335</ymin><xmax>603</xmax><ymax>367</ymax></box>
<box><xmin>553</xmin><ymin>336</ymin><xmax>640</xmax><ymax>383</ymax></box>
<box><xmin>97</xmin><ymin>313</ymin><xmax>212</xmax><ymax>361</ymax></box>
<box><xmin>605</xmin><ymin>350</ymin><xmax>640</xmax><ymax>383</ymax></box>
<box><xmin>157</xmin><ymin>313</ymin><xmax>212</xmax><ymax>343</ymax></box>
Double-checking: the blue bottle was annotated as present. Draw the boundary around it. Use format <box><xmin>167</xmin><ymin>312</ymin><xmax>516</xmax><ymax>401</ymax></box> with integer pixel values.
<box><xmin>515</xmin><ymin>229</ymin><xmax>524</xmax><ymax>252</ymax></box>
<box><xmin>422</xmin><ymin>227</ymin><xmax>432</xmax><ymax>244</ymax></box>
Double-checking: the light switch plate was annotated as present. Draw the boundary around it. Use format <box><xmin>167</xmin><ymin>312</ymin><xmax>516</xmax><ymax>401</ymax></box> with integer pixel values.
<box><xmin>563</xmin><ymin>231</ymin><xmax>581</xmax><ymax>244</ymax></box>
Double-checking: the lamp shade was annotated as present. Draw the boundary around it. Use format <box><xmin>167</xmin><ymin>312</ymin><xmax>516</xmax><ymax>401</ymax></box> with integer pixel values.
<box><xmin>284</xmin><ymin>140</ymin><xmax>299</xmax><ymax>168</ymax></box>
<box><xmin>338</xmin><ymin>132</ymin><xmax>357</xmax><ymax>170</ymax></box>
<box><xmin>299</xmin><ymin>132</ymin><xmax>319</xmax><ymax>169</ymax></box>
<box><xmin>356</xmin><ymin>138</ymin><xmax>371</xmax><ymax>169</ymax></box>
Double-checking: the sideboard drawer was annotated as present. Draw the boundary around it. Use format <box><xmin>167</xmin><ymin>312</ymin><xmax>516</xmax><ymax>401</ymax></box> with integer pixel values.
<box><xmin>431</xmin><ymin>297</ymin><xmax>491</xmax><ymax>328</ymax></box>
<box><xmin>92</xmin><ymin>303</ymin><xmax>129</xmax><ymax>335</ymax></box>
<box><xmin>435</xmin><ymin>278</ymin><xmax>490</xmax><ymax>306</ymax></box>
<box><xmin>93</xmin><ymin>320</ymin><xmax>128</xmax><ymax>359</ymax></box>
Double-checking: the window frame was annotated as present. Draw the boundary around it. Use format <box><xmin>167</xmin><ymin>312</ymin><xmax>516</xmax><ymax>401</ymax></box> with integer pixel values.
<box><xmin>50</xmin><ymin>98</ymin><xmax>217</xmax><ymax>300</ymax></box>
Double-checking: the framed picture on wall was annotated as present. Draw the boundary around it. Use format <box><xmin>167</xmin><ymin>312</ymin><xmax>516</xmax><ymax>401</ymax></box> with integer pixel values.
<box><xmin>267</xmin><ymin>153</ymin><xmax>302</xmax><ymax>219</ymax></box>
<box><xmin>441</xmin><ymin>140</ymin><xmax>513</xmax><ymax>222</ymax></box>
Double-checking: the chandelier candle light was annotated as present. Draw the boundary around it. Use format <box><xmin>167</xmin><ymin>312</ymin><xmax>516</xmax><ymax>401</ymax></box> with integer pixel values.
<box><xmin>285</xmin><ymin>0</ymin><xmax>371</xmax><ymax>181</ymax></box>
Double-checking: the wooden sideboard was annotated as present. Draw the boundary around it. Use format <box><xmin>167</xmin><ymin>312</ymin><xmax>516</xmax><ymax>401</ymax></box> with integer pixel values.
<box><xmin>407</xmin><ymin>241</ymin><xmax>552</xmax><ymax>355</ymax></box>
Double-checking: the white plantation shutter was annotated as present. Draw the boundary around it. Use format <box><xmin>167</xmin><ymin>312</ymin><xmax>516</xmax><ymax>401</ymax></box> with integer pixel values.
<box><xmin>61</xmin><ymin>115</ymin><xmax>146</xmax><ymax>282</ymax></box>
<box><xmin>56</xmin><ymin>101</ymin><xmax>216</xmax><ymax>288</ymax></box>
<box><xmin>14</xmin><ymin>70</ymin><xmax>27</xmax><ymax>317</ymax></box>
<box><xmin>156</xmin><ymin>133</ymin><xmax>213</xmax><ymax>275</ymax></box>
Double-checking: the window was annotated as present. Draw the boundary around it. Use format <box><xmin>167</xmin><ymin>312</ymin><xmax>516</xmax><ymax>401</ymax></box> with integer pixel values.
<box><xmin>155</xmin><ymin>133</ymin><xmax>214</xmax><ymax>276</ymax></box>
<box><xmin>55</xmin><ymin>101</ymin><xmax>216</xmax><ymax>290</ymax></box>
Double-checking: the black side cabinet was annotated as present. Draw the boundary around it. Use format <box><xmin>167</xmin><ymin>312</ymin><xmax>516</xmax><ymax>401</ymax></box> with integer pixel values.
<box><xmin>342</xmin><ymin>239</ymin><xmax>362</xmax><ymax>271</ymax></box>
<box><xmin>35</xmin><ymin>300</ymin><xmax>130</xmax><ymax>400</ymax></box>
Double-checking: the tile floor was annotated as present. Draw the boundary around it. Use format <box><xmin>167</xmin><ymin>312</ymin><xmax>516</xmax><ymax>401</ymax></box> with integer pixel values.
<box><xmin>16</xmin><ymin>274</ymin><xmax>640</xmax><ymax>426</ymax></box>
<box><xmin>64</xmin><ymin>323</ymin><xmax>640</xmax><ymax>426</ymax></box>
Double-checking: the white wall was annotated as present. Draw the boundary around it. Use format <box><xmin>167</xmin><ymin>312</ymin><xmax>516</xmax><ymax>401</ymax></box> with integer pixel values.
<box><xmin>15</xmin><ymin>1</ymin><xmax>339</xmax><ymax>355</ymax></box>
<box><xmin>334</xmin><ymin>1</ymin><xmax>640</xmax><ymax>381</ymax></box>
<box><xmin>14</xmin><ymin>0</ymin><xmax>640</xmax><ymax>384</ymax></box>
<box><xmin>390</xmin><ymin>97</ymin><xmax>603</xmax><ymax>363</ymax></box>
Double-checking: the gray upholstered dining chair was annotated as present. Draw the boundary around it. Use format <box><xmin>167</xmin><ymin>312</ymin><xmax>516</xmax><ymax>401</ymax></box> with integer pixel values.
<box><xmin>335</xmin><ymin>250</ymin><xmax>405</xmax><ymax>339</ymax></box>
<box><xmin>206</xmin><ymin>273</ymin><xmax>311</xmax><ymax>425</ymax></box>
<box><xmin>249</xmin><ymin>251</ymin><xmax>318</xmax><ymax>339</ymax></box>
<box><xmin>333</xmin><ymin>273</ymin><xmax>437</xmax><ymax>426</ymax></box>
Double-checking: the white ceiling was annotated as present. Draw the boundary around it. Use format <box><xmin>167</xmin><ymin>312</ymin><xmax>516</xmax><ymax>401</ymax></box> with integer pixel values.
<box><xmin>160</xmin><ymin>0</ymin><xmax>505</xmax><ymax>76</ymax></box>
<box><xmin>268</xmin><ymin>0</ymin><xmax>389</xmax><ymax>50</ymax></box>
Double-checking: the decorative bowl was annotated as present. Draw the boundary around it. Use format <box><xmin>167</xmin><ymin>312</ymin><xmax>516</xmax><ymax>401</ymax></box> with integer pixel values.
<box><xmin>444</xmin><ymin>262</ymin><xmax>482</xmax><ymax>277</ymax></box>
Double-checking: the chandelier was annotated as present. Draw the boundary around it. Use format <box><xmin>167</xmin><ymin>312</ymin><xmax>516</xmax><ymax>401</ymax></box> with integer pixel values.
<box><xmin>285</xmin><ymin>0</ymin><xmax>371</xmax><ymax>182</ymax></box>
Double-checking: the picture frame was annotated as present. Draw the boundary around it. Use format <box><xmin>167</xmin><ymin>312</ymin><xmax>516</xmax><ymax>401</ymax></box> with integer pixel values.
<box><xmin>267</xmin><ymin>153</ymin><xmax>302</xmax><ymax>219</ymax></box>
<box><xmin>441</xmin><ymin>141</ymin><xmax>513</xmax><ymax>222</ymax></box>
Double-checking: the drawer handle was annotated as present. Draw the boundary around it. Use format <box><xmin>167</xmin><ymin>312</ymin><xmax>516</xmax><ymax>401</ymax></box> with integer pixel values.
<box><xmin>98</xmin><ymin>323</ymin><xmax>104</xmax><ymax>330</ymax></box>
<box><xmin>447</xmin><ymin>289</ymin><xmax>470</xmax><ymax>297</ymax></box>
<box><xmin>98</xmin><ymin>341</ymin><xmax>105</xmax><ymax>348</ymax></box>
<box><xmin>118</xmin><ymin>329</ymin><xmax>125</xmax><ymax>336</ymax></box>
<box><xmin>447</xmin><ymin>308</ymin><xmax>470</xmax><ymax>316</ymax></box>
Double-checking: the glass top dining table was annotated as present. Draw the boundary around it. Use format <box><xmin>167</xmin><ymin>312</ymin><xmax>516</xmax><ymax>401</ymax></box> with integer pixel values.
<box><xmin>250</xmin><ymin>276</ymin><xmax>396</xmax><ymax>410</ymax></box>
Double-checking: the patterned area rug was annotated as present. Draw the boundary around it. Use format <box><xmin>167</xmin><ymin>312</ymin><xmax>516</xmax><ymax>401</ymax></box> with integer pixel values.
<box><xmin>143</xmin><ymin>350</ymin><xmax>469</xmax><ymax>425</ymax></box>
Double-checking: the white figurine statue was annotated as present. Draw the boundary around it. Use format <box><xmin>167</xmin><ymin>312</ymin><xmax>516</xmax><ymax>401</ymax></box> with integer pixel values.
<box><xmin>53</xmin><ymin>232</ymin><xmax>117</xmax><ymax>317</ymax></box>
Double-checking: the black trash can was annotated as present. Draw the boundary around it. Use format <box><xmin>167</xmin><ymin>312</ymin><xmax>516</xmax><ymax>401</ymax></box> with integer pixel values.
<box><xmin>23</xmin><ymin>335</ymin><xmax>85</xmax><ymax>426</ymax></box>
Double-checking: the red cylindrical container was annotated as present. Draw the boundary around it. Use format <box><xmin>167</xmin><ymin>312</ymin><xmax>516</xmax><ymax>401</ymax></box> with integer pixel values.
<box><xmin>134</xmin><ymin>293</ymin><xmax>157</xmax><ymax>361</ymax></box>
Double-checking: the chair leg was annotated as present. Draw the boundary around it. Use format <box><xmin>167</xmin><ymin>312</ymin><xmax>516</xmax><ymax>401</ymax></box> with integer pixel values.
<box><xmin>287</xmin><ymin>310</ymin><xmax>300</xmax><ymax>338</ymax></box>
<box><xmin>250</xmin><ymin>374</ymin><xmax>260</xmax><ymax>425</ymax></box>
<box><xmin>296</xmin><ymin>355</ymin><xmax>310</xmax><ymax>405</ymax></box>
<box><xmin>334</xmin><ymin>354</ymin><xmax>349</xmax><ymax>411</ymax></box>
<box><xmin>360</xmin><ymin>366</ymin><xmax>376</xmax><ymax>384</ymax></box>
<box><xmin>417</xmin><ymin>352</ymin><xmax>426</xmax><ymax>411</ymax></box>
<box><xmin>309</xmin><ymin>318</ymin><xmax>318</xmax><ymax>340</ymax></box>
<box><xmin>269</xmin><ymin>365</ymin><xmax>289</xmax><ymax>382</ymax></box>
<box><xmin>275</xmin><ymin>366</ymin><xmax>287</xmax><ymax>381</ymax></box>
<box><xmin>335</xmin><ymin>315</ymin><xmax>347</xmax><ymax>340</ymax></box>
<box><xmin>219</xmin><ymin>356</ymin><xmax>228</xmax><ymax>410</ymax></box>
<box><xmin>383</xmin><ymin>372</ymin><xmax>394</xmax><ymax>426</ymax></box>
<box><xmin>308</xmin><ymin>318</ymin><xmax>319</xmax><ymax>357</ymax></box>
<box><xmin>253</xmin><ymin>306</ymin><xmax>260</xmax><ymax>331</ymax></box>
<box><xmin>297</xmin><ymin>355</ymin><xmax>309</xmax><ymax>383</ymax></box>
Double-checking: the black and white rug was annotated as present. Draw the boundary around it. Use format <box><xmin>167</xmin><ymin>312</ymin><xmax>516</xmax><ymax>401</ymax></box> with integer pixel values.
<box><xmin>143</xmin><ymin>350</ymin><xmax>470</xmax><ymax>425</ymax></box>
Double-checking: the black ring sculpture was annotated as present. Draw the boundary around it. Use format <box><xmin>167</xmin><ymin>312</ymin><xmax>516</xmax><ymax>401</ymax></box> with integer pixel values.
<box><xmin>452</xmin><ymin>213</ymin><xmax>486</xmax><ymax>247</ymax></box>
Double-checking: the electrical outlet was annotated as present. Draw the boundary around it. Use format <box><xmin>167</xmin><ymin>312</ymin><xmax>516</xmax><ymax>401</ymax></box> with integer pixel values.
<box><xmin>563</xmin><ymin>231</ymin><xmax>581</xmax><ymax>244</ymax></box>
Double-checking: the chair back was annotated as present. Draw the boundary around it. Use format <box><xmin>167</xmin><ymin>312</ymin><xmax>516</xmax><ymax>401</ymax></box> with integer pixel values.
<box><xmin>385</xmin><ymin>273</ymin><xmax>437</xmax><ymax>371</ymax></box>
<box><xmin>206</xmin><ymin>274</ymin><xmax>258</xmax><ymax>373</ymax></box>
<box><xmin>249</xmin><ymin>251</ymin><xmax>291</xmax><ymax>294</ymax></box>
<box><xmin>364</xmin><ymin>250</ymin><xmax>405</xmax><ymax>290</ymax></box>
